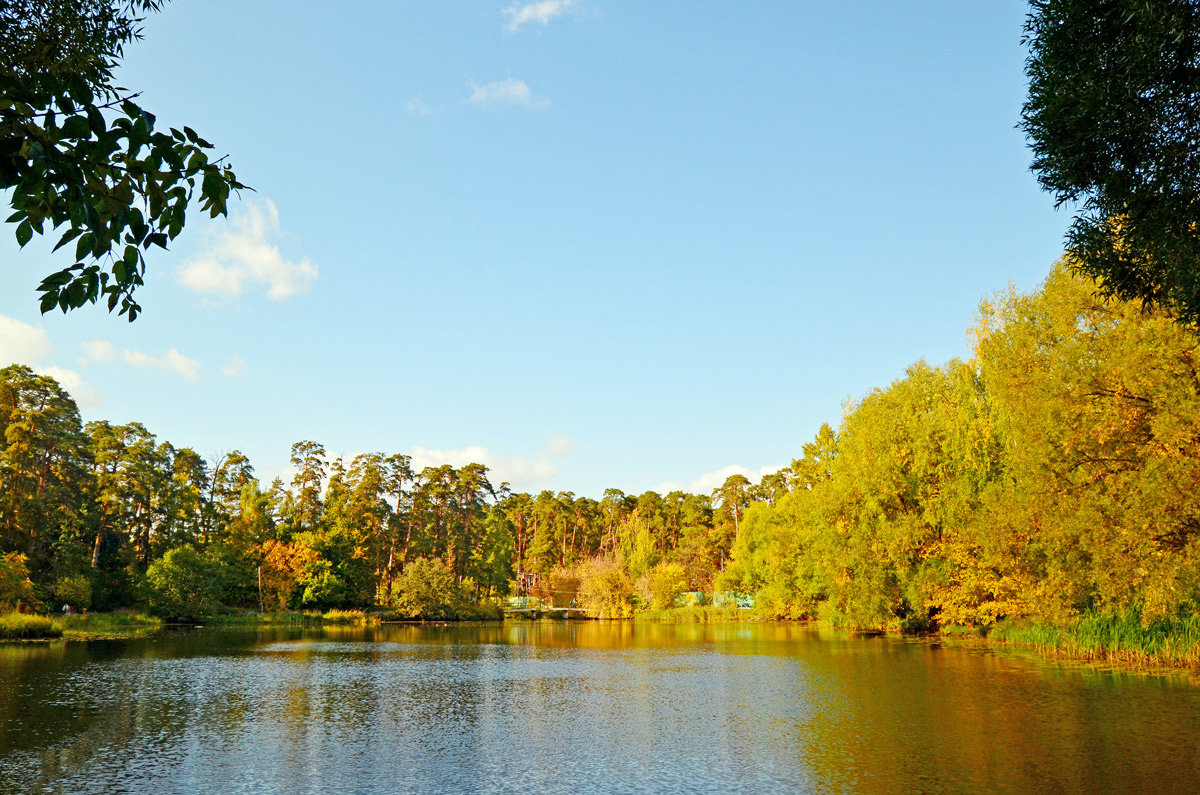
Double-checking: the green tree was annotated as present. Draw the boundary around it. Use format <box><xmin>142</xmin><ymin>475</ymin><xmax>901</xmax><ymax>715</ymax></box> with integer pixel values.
<box><xmin>288</xmin><ymin>440</ymin><xmax>326</xmax><ymax>535</ymax></box>
<box><xmin>0</xmin><ymin>365</ymin><xmax>89</xmax><ymax>582</ymax></box>
<box><xmin>391</xmin><ymin>556</ymin><xmax>465</xmax><ymax>619</ymax></box>
<box><xmin>1022</xmin><ymin>0</ymin><xmax>1200</xmax><ymax>325</ymax></box>
<box><xmin>2</xmin><ymin>0</ymin><xmax>245</xmax><ymax>319</ymax></box>
<box><xmin>143</xmin><ymin>545</ymin><xmax>222</xmax><ymax>620</ymax></box>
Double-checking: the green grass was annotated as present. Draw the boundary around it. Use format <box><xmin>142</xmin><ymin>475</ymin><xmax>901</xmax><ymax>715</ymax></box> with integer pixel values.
<box><xmin>56</xmin><ymin>611</ymin><xmax>162</xmax><ymax>638</ymax></box>
<box><xmin>636</xmin><ymin>604</ymin><xmax>745</xmax><ymax>623</ymax></box>
<box><xmin>0</xmin><ymin>612</ymin><xmax>62</xmax><ymax>640</ymax></box>
<box><xmin>321</xmin><ymin>609</ymin><xmax>377</xmax><ymax>625</ymax></box>
<box><xmin>991</xmin><ymin>609</ymin><xmax>1200</xmax><ymax>669</ymax></box>
<box><xmin>208</xmin><ymin>610</ymin><xmax>352</xmax><ymax>626</ymax></box>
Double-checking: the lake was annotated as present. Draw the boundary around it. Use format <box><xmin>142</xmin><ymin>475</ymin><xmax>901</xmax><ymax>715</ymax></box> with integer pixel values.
<box><xmin>1</xmin><ymin>621</ymin><xmax>1198</xmax><ymax>793</ymax></box>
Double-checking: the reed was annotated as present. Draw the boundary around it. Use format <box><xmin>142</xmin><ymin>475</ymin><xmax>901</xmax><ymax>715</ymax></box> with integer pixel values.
<box><xmin>636</xmin><ymin>604</ymin><xmax>744</xmax><ymax>623</ymax></box>
<box><xmin>0</xmin><ymin>612</ymin><xmax>62</xmax><ymax>639</ymax></box>
<box><xmin>992</xmin><ymin>608</ymin><xmax>1200</xmax><ymax>669</ymax></box>
<box><xmin>321</xmin><ymin>609</ymin><xmax>376</xmax><ymax>625</ymax></box>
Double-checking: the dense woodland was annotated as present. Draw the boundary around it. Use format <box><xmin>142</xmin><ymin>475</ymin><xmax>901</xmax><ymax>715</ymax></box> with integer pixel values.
<box><xmin>2</xmin><ymin>262</ymin><xmax>1199</xmax><ymax>627</ymax></box>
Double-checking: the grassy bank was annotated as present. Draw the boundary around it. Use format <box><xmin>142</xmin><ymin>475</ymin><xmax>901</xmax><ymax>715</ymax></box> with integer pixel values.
<box><xmin>57</xmin><ymin>611</ymin><xmax>162</xmax><ymax>639</ymax></box>
<box><xmin>989</xmin><ymin>609</ymin><xmax>1200</xmax><ymax>669</ymax></box>
<box><xmin>635</xmin><ymin>604</ymin><xmax>746</xmax><ymax>622</ymax></box>
<box><xmin>207</xmin><ymin>609</ymin><xmax>380</xmax><ymax>626</ymax></box>
<box><xmin>0</xmin><ymin>613</ymin><xmax>62</xmax><ymax>639</ymax></box>
<box><xmin>0</xmin><ymin>610</ymin><xmax>163</xmax><ymax>640</ymax></box>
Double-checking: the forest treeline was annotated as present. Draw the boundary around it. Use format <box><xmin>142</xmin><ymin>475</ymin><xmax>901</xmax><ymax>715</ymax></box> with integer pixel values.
<box><xmin>2</xmin><ymin>262</ymin><xmax>1199</xmax><ymax>627</ymax></box>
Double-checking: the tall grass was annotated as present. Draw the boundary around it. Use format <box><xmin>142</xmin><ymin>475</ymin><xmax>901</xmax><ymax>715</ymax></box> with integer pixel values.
<box><xmin>992</xmin><ymin>608</ymin><xmax>1200</xmax><ymax>669</ymax></box>
<box><xmin>0</xmin><ymin>613</ymin><xmax>61</xmax><ymax>639</ymax></box>
<box><xmin>321</xmin><ymin>609</ymin><xmax>376</xmax><ymax>625</ymax></box>
<box><xmin>636</xmin><ymin>604</ymin><xmax>745</xmax><ymax>623</ymax></box>
<box><xmin>56</xmin><ymin>611</ymin><xmax>162</xmax><ymax>638</ymax></box>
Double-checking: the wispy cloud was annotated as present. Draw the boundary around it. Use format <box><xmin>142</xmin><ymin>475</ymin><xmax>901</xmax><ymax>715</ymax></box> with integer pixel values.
<box><xmin>81</xmin><ymin>340</ymin><xmax>201</xmax><ymax>382</ymax></box>
<box><xmin>503</xmin><ymin>0</ymin><xmax>575</xmax><ymax>33</ymax></box>
<box><xmin>221</xmin><ymin>355</ymin><xmax>248</xmax><ymax>378</ymax></box>
<box><xmin>547</xmin><ymin>434</ymin><xmax>579</xmax><ymax>456</ymax></box>
<box><xmin>0</xmin><ymin>315</ymin><xmax>53</xmax><ymax>366</ymax></box>
<box><xmin>467</xmin><ymin>79</ymin><xmax>550</xmax><ymax>108</ymax></box>
<box><xmin>655</xmin><ymin>464</ymin><xmax>782</xmax><ymax>496</ymax></box>
<box><xmin>177</xmin><ymin>199</ymin><xmax>318</xmax><ymax>301</ymax></box>
<box><xmin>37</xmin><ymin>365</ymin><xmax>102</xmax><ymax>408</ymax></box>
<box><xmin>121</xmin><ymin>348</ymin><xmax>201</xmax><ymax>381</ymax></box>
<box><xmin>0</xmin><ymin>314</ymin><xmax>102</xmax><ymax>406</ymax></box>
<box><xmin>405</xmin><ymin>97</ymin><xmax>435</xmax><ymax>116</ymax></box>
<box><xmin>78</xmin><ymin>339</ymin><xmax>115</xmax><ymax>364</ymax></box>
<box><xmin>410</xmin><ymin>444</ymin><xmax>561</xmax><ymax>491</ymax></box>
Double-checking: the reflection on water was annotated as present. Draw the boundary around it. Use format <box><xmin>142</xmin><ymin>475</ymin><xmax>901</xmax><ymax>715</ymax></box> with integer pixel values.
<box><xmin>1</xmin><ymin>622</ymin><xmax>1199</xmax><ymax>793</ymax></box>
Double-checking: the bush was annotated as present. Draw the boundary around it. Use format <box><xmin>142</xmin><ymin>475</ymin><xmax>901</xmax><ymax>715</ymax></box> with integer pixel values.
<box><xmin>0</xmin><ymin>553</ymin><xmax>41</xmax><ymax>611</ymax></box>
<box><xmin>391</xmin><ymin>557</ymin><xmax>467</xmax><ymax>619</ymax></box>
<box><xmin>639</xmin><ymin>561</ymin><xmax>689</xmax><ymax>611</ymax></box>
<box><xmin>299</xmin><ymin>559</ymin><xmax>347</xmax><ymax>608</ymax></box>
<box><xmin>577</xmin><ymin>556</ymin><xmax>634</xmax><ymax>618</ymax></box>
<box><xmin>53</xmin><ymin>574</ymin><xmax>93</xmax><ymax>611</ymax></box>
<box><xmin>322</xmin><ymin>609</ymin><xmax>370</xmax><ymax>624</ymax></box>
<box><xmin>144</xmin><ymin>547</ymin><xmax>223</xmax><ymax>621</ymax></box>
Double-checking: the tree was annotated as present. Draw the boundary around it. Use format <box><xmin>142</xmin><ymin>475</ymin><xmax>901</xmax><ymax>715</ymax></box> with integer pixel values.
<box><xmin>0</xmin><ymin>365</ymin><xmax>89</xmax><ymax>573</ymax></box>
<box><xmin>2</xmin><ymin>0</ymin><xmax>244</xmax><ymax>320</ymax></box>
<box><xmin>143</xmin><ymin>545</ymin><xmax>222</xmax><ymax>620</ymax></box>
<box><xmin>1022</xmin><ymin>0</ymin><xmax>1200</xmax><ymax>325</ymax></box>
<box><xmin>390</xmin><ymin>556</ymin><xmax>465</xmax><ymax>619</ymax></box>
<box><xmin>711</xmin><ymin>474</ymin><xmax>751</xmax><ymax>534</ymax></box>
<box><xmin>288</xmin><ymin>441</ymin><xmax>326</xmax><ymax>534</ymax></box>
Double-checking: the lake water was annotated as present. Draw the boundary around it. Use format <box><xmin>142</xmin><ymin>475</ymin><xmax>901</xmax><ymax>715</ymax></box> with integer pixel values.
<box><xmin>1</xmin><ymin>621</ymin><xmax>1198</xmax><ymax>793</ymax></box>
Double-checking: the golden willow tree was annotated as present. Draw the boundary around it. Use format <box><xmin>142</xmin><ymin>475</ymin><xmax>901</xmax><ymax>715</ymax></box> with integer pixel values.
<box><xmin>722</xmin><ymin>263</ymin><xmax>1200</xmax><ymax>629</ymax></box>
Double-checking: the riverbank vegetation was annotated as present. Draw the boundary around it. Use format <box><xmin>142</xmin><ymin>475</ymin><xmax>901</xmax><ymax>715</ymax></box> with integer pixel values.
<box><xmin>2</xmin><ymin>262</ymin><xmax>1200</xmax><ymax>665</ymax></box>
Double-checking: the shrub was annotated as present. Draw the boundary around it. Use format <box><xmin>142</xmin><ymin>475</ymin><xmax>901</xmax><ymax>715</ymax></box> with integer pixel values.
<box><xmin>322</xmin><ymin>609</ymin><xmax>370</xmax><ymax>624</ymax></box>
<box><xmin>144</xmin><ymin>547</ymin><xmax>223</xmax><ymax>620</ymax></box>
<box><xmin>391</xmin><ymin>557</ymin><xmax>466</xmax><ymax>619</ymax></box>
<box><xmin>53</xmin><ymin>574</ymin><xmax>93</xmax><ymax>612</ymax></box>
<box><xmin>577</xmin><ymin>556</ymin><xmax>634</xmax><ymax>618</ymax></box>
<box><xmin>639</xmin><ymin>561</ymin><xmax>689</xmax><ymax>611</ymax></box>
<box><xmin>0</xmin><ymin>553</ymin><xmax>40</xmax><ymax>611</ymax></box>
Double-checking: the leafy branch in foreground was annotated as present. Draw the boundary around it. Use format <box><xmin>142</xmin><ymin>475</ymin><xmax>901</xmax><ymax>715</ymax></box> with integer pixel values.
<box><xmin>1022</xmin><ymin>0</ymin><xmax>1200</xmax><ymax>326</ymax></box>
<box><xmin>0</xmin><ymin>1</ymin><xmax>245</xmax><ymax>320</ymax></box>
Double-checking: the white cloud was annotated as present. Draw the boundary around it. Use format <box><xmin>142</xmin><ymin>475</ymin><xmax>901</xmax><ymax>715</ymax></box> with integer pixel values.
<box><xmin>467</xmin><ymin>79</ymin><xmax>550</xmax><ymax>108</ymax></box>
<box><xmin>80</xmin><ymin>340</ymin><xmax>201</xmax><ymax>381</ymax></box>
<box><xmin>177</xmin><ymin>199</ymin><xmax>318</xmax><ymax>301</ymax></box>
<box><xmin>410</xmin><ymin>444</ymin><xmax>559</xmax><ymax>491</ymax></box>
<box><xmin>37</xmin><ymin>366</ymin><xmax>102</xmax><ymax>408</ymax></box>
<box><xmin>655</xmin><ymin>464</ymin><xmax>783</xmax><ymax>497</ymax></box>
<box><xmin>121</xmin><ymin>347</ymin><xmax>201</xmax><ymax>381</ymax></box>
<box><xmin>503</xmin><ymin>0</ymin><xmax>574</xmax><ymax>32</ymax></box>
<box><xmin>405</xmin><ymin>97</ymin><xmax>435</xmax><ymax>116</ymax></box>
<box><xmin>0</xmin><ymin>316</ymin><xmax>103</xmax><ymax>406</ymax></box>
<box><xmin>547</xmin><ymin>434</ymin><xmax>579</xmax><ymax>456</ymax></box>
<box><xmin>79</xmin><ymin>339</ymin><xmax>116</xmax><ymax>364</ymax></box>
<box><xmin>0</xmin><ymin>315</ymin><xmax>53</xmax><ymax>366</ymax></box>
<box><xmin>221</xmin><ymin>355</ymin><xmax>248</xmax><ymax>378</ymax></box>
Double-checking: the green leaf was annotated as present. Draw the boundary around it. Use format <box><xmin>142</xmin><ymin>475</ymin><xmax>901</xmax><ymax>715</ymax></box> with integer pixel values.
<box><xmin>52</xmin><ymin>228</ymin><xmax>81</xmax><ymax>253</ymax></box>
<box><xmin>75</xmin><ymin>233</ymin><xmax>94</xmax><ymax>261</ymax></box>
<box><xmin>39</xmin><ymin>292</ymin><xmax>58</xmax><ymax>315</ymax></box>
<box><xmin>87</xmin><ymin>106</ymin><xmax>106</xmax><ymax>136</ymax></box>
<box><xmin>15</xmin><ymin>219</ymin><xmax>32</xmax><ymax>247</ymax></box>
<box><xmin>62</xmin><ymin>116</ymin><xmax>90</xmax><ymax>139</ymax></box>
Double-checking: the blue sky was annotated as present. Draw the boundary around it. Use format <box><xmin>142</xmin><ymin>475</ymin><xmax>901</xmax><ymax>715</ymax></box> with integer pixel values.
<box><xmin>1</xmin><ymin>1</ymin><xmax>1068</xmax><ymax>496</ymax></box>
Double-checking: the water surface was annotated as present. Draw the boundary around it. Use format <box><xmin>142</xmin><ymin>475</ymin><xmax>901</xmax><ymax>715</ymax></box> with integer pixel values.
<box><xmin>2</xmin><ymin>622</ymin><xmax>1198</xmax><ymax>793</ymax></box>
